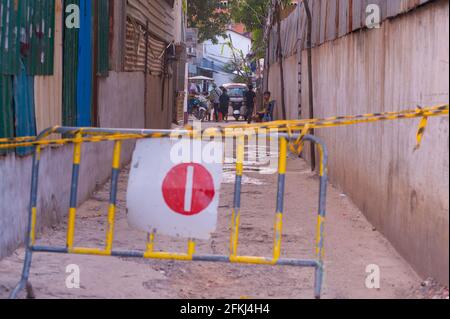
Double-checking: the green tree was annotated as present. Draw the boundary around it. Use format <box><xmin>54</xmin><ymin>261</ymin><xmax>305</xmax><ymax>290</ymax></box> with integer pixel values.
<box><xmin>230</xmin><ymin>0</ymin><xmax>292</xmax><ymax>120</ymax></box>
<box><xmin>229</xmin><ymin>0</ymin><xmax>291</xmax><ymax>59</ymax></box>
<box><xmin>222</xmin><ymin>35</ymin><xmax>254</xmax><ymax>84</ymax></box>
<box><xmin>187</xmin><ymin>0</ymin><xmax>231</xmax><ymax>44</ymax></box>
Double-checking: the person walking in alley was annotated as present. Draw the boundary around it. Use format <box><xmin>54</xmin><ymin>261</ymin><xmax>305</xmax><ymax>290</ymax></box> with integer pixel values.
<box><xmin>245</xmin><ymin>84</ymin><xmax>257</xmax><ymax>124</ymax></box>
<box><xmin>209</xmin><ymin>84</ymin><xmax>222</xmax><ymax>122</ymax></box>
<box><xmin>219</xmin><ymin>88</ymin><xmax>230</xmax><ymax>123</ymax></box>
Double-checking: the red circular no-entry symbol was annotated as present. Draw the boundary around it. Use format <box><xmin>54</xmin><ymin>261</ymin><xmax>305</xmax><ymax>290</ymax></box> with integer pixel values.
<box><xmin>162</xmin><ymin>163</ymin><xmax>215</xmax><ymax>216</ymax></box>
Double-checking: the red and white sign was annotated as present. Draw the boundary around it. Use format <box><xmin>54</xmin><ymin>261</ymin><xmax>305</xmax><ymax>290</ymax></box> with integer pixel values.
<box><xmin>127</xmin><ymin>138</ymin><xmax>223</xmax><ymax>240</ymax></box>
<box><xmin>162</xmin><ymin>163</ymin><xmax>216</xmax><ymax>216</ymax></box>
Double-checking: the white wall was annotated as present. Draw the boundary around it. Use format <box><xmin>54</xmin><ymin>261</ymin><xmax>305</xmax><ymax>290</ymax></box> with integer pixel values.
<box><xmin>202</xmin><ymin>30</ymin><xmax>252</xmax><ymax>86</ymax></box>
<box><xmin>203</xmin><ymin>30</ymin><xmax>252</xmax><ymax>64</ymax></box>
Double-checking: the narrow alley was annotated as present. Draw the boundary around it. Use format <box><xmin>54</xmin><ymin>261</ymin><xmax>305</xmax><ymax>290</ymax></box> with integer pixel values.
<box><xmin>0</xmin><ymin>0</ymin><xmax>448</xmax><ymax>308</ymax></box>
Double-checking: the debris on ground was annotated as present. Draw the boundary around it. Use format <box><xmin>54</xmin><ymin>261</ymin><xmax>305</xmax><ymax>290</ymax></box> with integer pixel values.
<box><xmin>414</xmin><ymin>278</ymin><xmax>449</xmax><ymax>299</ymax></box>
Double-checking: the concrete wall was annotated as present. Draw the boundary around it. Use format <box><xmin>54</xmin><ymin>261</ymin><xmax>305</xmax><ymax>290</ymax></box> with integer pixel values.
<box><xmin>268</xmin><ymin>55</ymin><xmax>300</xmax><ymax>120</ymax></box>
<box><xmin>98</xmin><ymin>72</ymin><xmax>145</xmax><ymax>129</ymax></box>
<box><xmin>0</xmin><ymin>71</ymin><xmax>145</xmax><ymax>259</ymax></box>
<box><xmin>301</xmin><ymin>0</ymin><xmax>449</xmax><ymax>284</ymax></box>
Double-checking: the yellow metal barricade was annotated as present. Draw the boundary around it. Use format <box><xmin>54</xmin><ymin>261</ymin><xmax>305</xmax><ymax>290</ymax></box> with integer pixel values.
<box><xmin>2</xmin><ymin>127</ymin><xmax>329</xmax><ymax>299</ymax></box>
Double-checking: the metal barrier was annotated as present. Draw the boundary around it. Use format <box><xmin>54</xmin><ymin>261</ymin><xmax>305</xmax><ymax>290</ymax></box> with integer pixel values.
<box><xmin>5</xmin><ymin>127</ymin><xmax>329</xmax><ymax>299</ymax></box>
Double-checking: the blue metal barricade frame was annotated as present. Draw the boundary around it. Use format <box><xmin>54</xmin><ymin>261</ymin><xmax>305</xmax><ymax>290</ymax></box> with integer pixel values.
<box><xmin>5</xmin><ymin>127</ymin><xmax>328</xmax><ymax>299</ymax></box>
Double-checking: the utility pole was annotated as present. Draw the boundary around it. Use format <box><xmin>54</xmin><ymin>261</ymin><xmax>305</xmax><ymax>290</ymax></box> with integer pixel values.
<box><xmin>264</xmin><ymin>2</ymin><xmax>274</xmax><ymax>94</ymax></box>
<box><xmin>303</xmin><ymin>0</ymin><xmax>316</xmax><ymax>172</ymax></box>
<box><xmin>275</xmin><ymin>0</ymin><xmax>287</xmax><ymax>120</ymax></box>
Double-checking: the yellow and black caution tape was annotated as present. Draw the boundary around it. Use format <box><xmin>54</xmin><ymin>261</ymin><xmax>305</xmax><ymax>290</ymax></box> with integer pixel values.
<box><xmin>227</xmin><ymin>104</ymin><xmax>448</xmax><ymax>153</ymax></box>
<box><xmin>415</xmin><ymin>112</ymin><xmax>429</xmax><ymax>151</ymax></box>
<box><xmin>0</xmin><ymin>104</ymin><xmax>448</xmax><ymax>151</ymax></box>
<box><xmin>0</xmin><ymin>136</ymin><xmax>37</xmax><ymax>144</ymax></box>
<box><xmin>226</xmin><ymin>104</ymin><xmax>448</xmax><ymax>131</ymax></box>
<box><xmin>288</xmin><ymin>124</ymin><xmax>312</xmax><ymax>156</ymax></box>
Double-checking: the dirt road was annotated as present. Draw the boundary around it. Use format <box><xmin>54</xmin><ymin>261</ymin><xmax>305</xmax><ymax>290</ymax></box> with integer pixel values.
<box><xmin>0</xmin><ymin>125</ymin><xmax>424</xmax><ymax>299</ymax></box>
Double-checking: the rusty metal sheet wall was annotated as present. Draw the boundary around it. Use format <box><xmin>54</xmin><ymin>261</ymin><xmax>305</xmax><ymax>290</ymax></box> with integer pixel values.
<box><xmin>0</xmin><ymin>74</ymin><xmax>14</xmax><ymax>142</ymax></box>
<box><xmin>338</xmin><ymin>0</ymin><xmax>351</xmax><ymax>37</ymax></box>
<box><xmin>62</xmin><ymin>0</ymin><xmax>79</xmax><ymax>127</ymax></box>
<box><xmin>124</xmin><ymin>18</ymin><xmax>146</xmax><ymax>72</ymax></box>
<box><xmin>269</xmin><ymin>2</ymin><xmax>306</xmax><ymax>64</ymax></box>
<box><xmin>13</xmin><ymin>59</ymin><xmax>36</xmax><ymax>156</ymax></box>
<box><xmin>96</xmin><ymin>0</ymin><xmax>110</xmax><ymax>76</ymax></box>
<box><xmin>299</xmin><ymin>0</ymin><xmax>449</xmax><ymax>284</ymax></box>
<box><xmin>34</xmin><ymin>0</ymin><xmax>63</xmax><ymax>135</ymax></box>
<box><xmin>0</xmin><ymin>0</ymin><xmax>20</xmax><ymax>75</ymax></box>
<box><xmin>145</xmin><ymin>72</ymin><xmax>174</xmax><ymax>129</ymax></box>
<box><xmin>324</xmin><ymin>0</ymin><xmax>334</xmax><ymax>42</ymax></box>
<box><xmin>21</xmin><ymin>0</ymin><xmax>56</xmax><ymax>76</ymax></box>
<box><xmin>147</xmin><ymin>34</ymin><xmax>166</xmax><ymax>75</ymax></box>
<box><xmin>311</xmin><ymin>0</ymin><xmax>322</xmax><ymax>47</ymax></box>
<box><xmin>124</xmin><ymin>17</ymin><xmax>166</xmax><ymax>75</ymax></box>
<box><xmin>269</xmin><ymin>0</ymin><xmax>436</xmax><ymax>64</ymax></box>
<box><xmin>0</xmin><ymin>0</ymin><xmax>56</xmax><ymax>75</ymax></box>
<box><xmin>126</xmin><ymin>0</ymin><xmax>175</xmax><ymax>43</ymax></box>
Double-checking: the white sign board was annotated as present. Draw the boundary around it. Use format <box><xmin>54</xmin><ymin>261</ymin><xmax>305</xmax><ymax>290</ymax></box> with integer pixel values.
<box><xmin>126</xmin><ymin>138</ymin><xmax>223</xmax><ymax>240</ymax></box>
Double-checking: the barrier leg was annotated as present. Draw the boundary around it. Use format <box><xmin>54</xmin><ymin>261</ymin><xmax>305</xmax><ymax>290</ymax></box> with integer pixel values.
<box><xmin>67</xmin><ymin>133</ymin><xmax>82</xmax><ymax>251</ymax></box>
<box><xmin>273</xmin><ymin>137</ymin><xmax>287</xmax><ymax>261</ymax></box>
<box><xmin>230</xmin><ymin>136</ymin><xmax>244</xmax><ymax>257</ymax></box>
<box><xmin>303</xmin><ymin>135</ymin><xmax>328</xmax><ymax>299</ymax></box>
<box><xmin>9</xmin><ymin>146</ymin><xmax>41</xmax><ymax>299</ymax></box>
<box><xmin>314</xmin><ymin>262</ymin><xmax>324</xmax><ymax>299</ymax></box>
<box><xmin>146</xmin><ymin>232</ymin><xmax>156</xmax><ymax>254</ymax></box>
<box><xmin>105</xmin><ymin>141</ymin><xmax>122</xmax><ymax>253</ymax></box>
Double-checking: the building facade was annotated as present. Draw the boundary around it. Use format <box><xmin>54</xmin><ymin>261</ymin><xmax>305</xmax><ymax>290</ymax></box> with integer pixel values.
<box><xmin>187</xmin><ymin>28</ymin><xmax>252</xmax><ymax>86</ymax></box>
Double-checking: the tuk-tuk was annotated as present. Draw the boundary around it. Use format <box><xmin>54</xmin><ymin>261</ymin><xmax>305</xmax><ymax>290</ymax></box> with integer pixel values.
<box><xmin>223</xmin><ymin>83</ymin><xmax>248</xmax><ymax>121</ymax></box>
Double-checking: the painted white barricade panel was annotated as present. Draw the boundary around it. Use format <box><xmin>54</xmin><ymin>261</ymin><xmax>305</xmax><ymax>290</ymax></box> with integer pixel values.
<box><xmin>126</xmin><ymin>138</ymin><xmax>223</xmax><ymax>240</ymax></box>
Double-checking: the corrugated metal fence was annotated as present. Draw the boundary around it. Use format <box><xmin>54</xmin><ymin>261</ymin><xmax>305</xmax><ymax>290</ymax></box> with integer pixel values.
<box><xmin>35</xmin><ymin>0</ymin><xmax>63</xmax><ymax>137</ymax></box>
<box><xmin>0</xmin><ymin>0</ymin><xmax>111</xmax><ymax>154</ymax></box>
<box><xmin>127</xmin><ymin>0</ymin><xmax>175</xmax><ymax>43</ymax></box>
<box><xmin>0</xmin><ymin>0</ymin><xmax>56</xmax><ymax>155</ymax></box>
<box><xmin>1</xmin><ymin>0</ymin><xmax>182</xmax><ymax>151</ymax></box>
<box><xmin>0</xmin><ymin>0</ymin><xmax>20</xmax><ymax>75</ymax></box>
<box><xmin>269</xmin><ymin>0</ymin><xmax>435</xmax><ymax>63</ymax></box>
<box><xmin>96</xmin><ymin>0</ymin><xmax>110</xmax><ymax>76</ymax></box>
<box><xmin>0</xmin><ymin>74</ymin><xmax>14</xmax><ymax>145</ymax></box>
<box><xmin>62</xmin><ymin>0</ymin><xmax>80</xmax><ymax>128</ymax></box>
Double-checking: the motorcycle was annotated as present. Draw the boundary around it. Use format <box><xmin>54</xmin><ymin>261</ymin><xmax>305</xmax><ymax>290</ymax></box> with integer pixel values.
<box><xmin>189</xmin><ymin>95</ymin><xmax>209</xmax><ymax>121</ymax></box>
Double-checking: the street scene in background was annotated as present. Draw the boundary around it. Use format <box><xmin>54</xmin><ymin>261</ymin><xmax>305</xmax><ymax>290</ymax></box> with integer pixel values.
<box><xmin>0</xmin><ymin>0</ymin><xmax>449</xmax><ymax>305</ymax></box>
